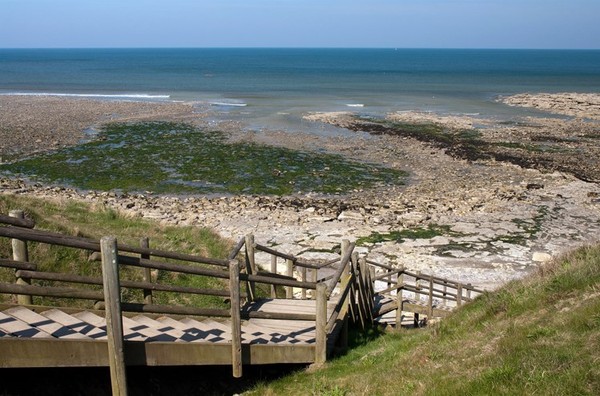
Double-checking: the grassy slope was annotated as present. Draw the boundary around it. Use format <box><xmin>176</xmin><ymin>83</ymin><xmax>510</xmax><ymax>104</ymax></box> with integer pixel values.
<box><xmin>0</xmin><ymin>194</ymin><xmax>233</xmax><ymax>308</ymax></box>
<box><xmin>250</xmin><ymin>245</ymin><xmax>600</xmax><ymax>396</ymax></box>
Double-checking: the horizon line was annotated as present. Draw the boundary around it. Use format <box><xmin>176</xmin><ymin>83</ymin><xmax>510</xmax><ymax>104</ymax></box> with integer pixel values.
<box><xmin>1</xmin><ymin>46</ymin><xmax>600</xmax><ymax>51</ymax></box>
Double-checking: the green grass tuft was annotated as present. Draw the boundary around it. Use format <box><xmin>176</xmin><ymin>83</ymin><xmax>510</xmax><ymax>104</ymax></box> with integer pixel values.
<box><xmin>247</xmin><ymin>244</ymin><xmax>600</xmax><ymax>395</ymax></box>
<box><xmin>0</xmin><ymin>195</ymin><xmax>233</xmax><ymax>308</ymax></box>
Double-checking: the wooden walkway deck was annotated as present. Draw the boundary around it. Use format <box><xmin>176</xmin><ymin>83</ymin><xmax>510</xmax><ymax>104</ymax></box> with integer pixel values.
<box><xmin>0</xmin><ymin>298</ymin><xmax>339</xmax><ymax>368</ymax></box>
<box><xmin>0</xmin><ymin>210</ymin><xmax>484</xmax><ymax>391</ymax></box>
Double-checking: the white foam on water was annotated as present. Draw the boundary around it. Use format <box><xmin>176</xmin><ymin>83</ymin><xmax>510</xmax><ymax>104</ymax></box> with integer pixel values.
<box><xmin>346</xmin><ymin>103</ymin><xmax>365</xmax><ymax>107</ymax></box>
<box><xmin>210</xmin><ymin>102</ymin><xmax>248</xmax><ymax>107</ymax></box>
<box><xmin>1</xmin><ymin>92</ymin><xmax>170</xmax><ymax>99</ymax></box>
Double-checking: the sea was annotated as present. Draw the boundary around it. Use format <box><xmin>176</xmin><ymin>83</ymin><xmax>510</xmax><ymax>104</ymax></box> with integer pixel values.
<box><xmin>1</xmin><ymin>48</ymin><xmax>599</xmax><ymax>134</ymax></box>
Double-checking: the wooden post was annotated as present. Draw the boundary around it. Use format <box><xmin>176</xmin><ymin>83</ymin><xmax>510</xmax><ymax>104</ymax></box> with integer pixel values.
<box><xmin>100</xmin><ymin>237</ymin><xmax>128</xmax><ymax>396</ymax></box>
<box><xmin>360</xmin><ymin>257</ymin><xmax>374</xmax><ymax>324</ymax></box>
<box><xmin>428</xmin><ymin>275</ymin><xmax>434</xmax><ymax>319</ymax></box>
<box><xmin>311</xmin><ymin>268</ymin><xmax>318</xmax><ymax>300</ymax></box>
<box><xmin>315</xmin><ymin>283</ymin><xmax>327</xmax><ymax>365</ymax></box>
<box><xmin>244</xmin><ymin>234</ymin><xmax>256</xmax><ymax>301</ymax></box>
<box><xmin>286</xmin><ymin>259</ymin><xmax>294</xmax><ymax>299</ymax></box>
<box><xmin>466</xmin><ymin>283</ymin><xmax>472</xmax><ymax>300</ymax></box>
<box><xmin>442</xmin><ymin>280</ymin><xmax>448</xmax><ymax>306</ymax></box>
<box><xmin>270</xmin><ymin>255</ymin><xmax>277</xmax><ymax>298</ymax></box>
<box><xmin>10</xmin><ymin>210</ymin><xmax>32</xmax><ymax>305</ymax></box>
<box><xmin>349</xmin><ymin>252</ymin><xmax>359</xmax><ymax>321</ymax></box>
<box><xmin>140</xmin><ymin>237</ymin><xmax>152</xmax><ymax>304</ymax></box>
<box><xmin>415</xmin><ymin>271</ymin><xmax>421</xmax><ymax>302</ymax></box>
<box><xmin>301</xmin><ymin>266</ymin><xmax>307</xmax><ymax>300</ymax></box>
<box><xmin>369</xmin><ymin>266</ymin><xmax>376</xmax><ymax>295</ymax></box>
<box><xmin>341</xmin><ymin>239</ymin><xmax>350</xmax><ymax>277</ymax></box>
<box><xmin>396</xmin><ymin>266</ymin><xmax>404</xmax><ymax>327</ymax></box>
<box><xmin>457</xmin><ymin>283</ymin><xmax>463</xmax><ymax>307</ymax></box>
<box><xmin>229</xmin><ymin>260</ymin><xmax>242</xmax><ymax>378</ymax></box>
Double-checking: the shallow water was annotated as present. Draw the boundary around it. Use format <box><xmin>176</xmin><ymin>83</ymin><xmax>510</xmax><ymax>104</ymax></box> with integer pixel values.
<box><xmin>1</xmin><ymin>48</ymin><xmax>599</xmax><ymax>134</ymax></box>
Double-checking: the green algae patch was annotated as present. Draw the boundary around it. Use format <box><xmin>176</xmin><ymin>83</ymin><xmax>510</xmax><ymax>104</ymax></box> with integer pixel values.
<box><xmin>356</xmin><ymin>224</ymin><xmax>460</xmax><ymax>246</ymax></box>
<box><xmin>0</xmin><ymin>122</ymin><xmax>406</xmax><ymax>195</ymax></box>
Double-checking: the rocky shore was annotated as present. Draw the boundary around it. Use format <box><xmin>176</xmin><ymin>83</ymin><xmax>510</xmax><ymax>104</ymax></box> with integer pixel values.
<box><xmin>2</xmin><ymin>94</ymin><xmax>600</xmax><ymax>291</ymax></box>
<box><xmin>500</xmin><ymin>92</ymin><xmax>600</xmax><ymax>120</ymax></box>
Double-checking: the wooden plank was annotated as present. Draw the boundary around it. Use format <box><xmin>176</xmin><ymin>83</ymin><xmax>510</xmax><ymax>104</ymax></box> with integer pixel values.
<box><xmin>245</xmin><ymin>320</ymin><xmax>315</xmax><ymax>342</ymax></box>
<box><xmin>0</xmin><ymin>338</ymin><xmax>314</xmax><ymax>368</ymax></box>
<box><xmin>326</xmin><ymin>242</ymin><xmax>355</xmax><ymax>296</ymax></box>
<box><xmin>120</xmin><ymin>316</ymin><xmax>172</xmax><ymax>342</ymax></box>
<box><xmin>0</xmin><ymin>338</ymin><xmax>316</xmax><ymax>367</ymax></box>
<box><xmin>0</xmin><ymin>258</ymin><xmax>37</xmax><ymax>271</ymax></box>
<box><xmin>129</xmin><ymin>315</ymin><xmax>187</xmax><ymax>341</ymax></box>
<box><xmin>245</xmin><ymin>234</ymin><xmax>256</xmax><ymax>301</ymax></box>
<box><xmin>0</xmin><ymin>213</ymin><xmax>35</xmax><ymax>228</ymax></box>
<box><xmin>0</xmin><ymin>283</ymin><xmax>103</xmax><ymax>301</ymax></box>
<box><xmin>153</xmin><ymin>317</ymin><xmax>226</xmax><ymax>343</ymax></box>
<box><xmin>140</xmin><ymin>237</ymin><xmax>153</xmax><ymax>305</ymax></box>
<box><xmin>0</xmin><ymin>311</ymin><xmax>53</xmax><ymax>339</ymax></box>
<box><xmin>100</xmin><ymin>236</ymin><xmax>128</xmax><ymax>396</ymax></box>
<box><xmin>228</xmin><ymin>237</ymin><xmax>245</xmax><ymax>261</ymax></box>
<box><xmin>96</xmin><ymin>302</ymin><xmax>230</xmax><ymax>318</ymax></box>
<box><xmin>286</xmin><ymin>259</ymin><xmax>293</xmax><ymax>299</ymax></box>
<box><xmin>178</xmin><ymin>318</ymin><xmax>232</xmax><ymax>343</ymax></box>
<box><xmin>241</xmin><ymin>322</ymin><xmax>308</xmax><ymax>344</ymax></box>
<box><xmin>314</xmin><ymin>283</ymin><xmax>327</xmax><ymax>365</ymax></box>
<box><xmin>10</xmin><ymin>210</ymin><xmax>32</xmax><ymax>305</ymax></box>
<box><xmin>0</xmin><ymin>338</ymin><xmax>110</xmax><ymax>367</ymax></box>
<box><xmin>41</xmin><ymin>309</ymin><xmax>107</xmax><ymax>339</ymax></box>
<box><xmin>229</xmin><ymin>259</ymin><xmax>242</xmax><ymax>378</ymax></box>
<box><xmin>4</xmin><ymin>307</ymin><xmax>88</xmax><ymax>340</ymax></box>
<box><xmin>270</xmin><ymin>255</ymin><xmax>277</xmax><ymax>298</ymax></box>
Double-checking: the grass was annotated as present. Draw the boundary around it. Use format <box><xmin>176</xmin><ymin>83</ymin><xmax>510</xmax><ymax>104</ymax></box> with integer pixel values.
<box><xmin>0</xmin><ymin>122</ymin><xmax>407</xmax><ymax>196</ymax></box>
<box><xmin>0</xmin><ymin>194</ymin><xmax>234</xmax><ymax>308</ymax></box>
<box><xmin>247</xmin><ymin>244</ymin><xmax>600</xmax><ymax>395</ymax></box>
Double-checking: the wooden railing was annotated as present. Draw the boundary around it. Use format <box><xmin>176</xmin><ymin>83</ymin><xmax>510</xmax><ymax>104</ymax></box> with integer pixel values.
<box><xmin>0</xmin><ymin>211</ymin><xmax>353</xmax><ymax>382</ymax></box>
<box><xmin>364</xmin><ymin>259</ymin><xmax>485</xmax><ymax>325</ymax></box>
<box><xmin>1</xmin><ymin>209</ymin><xmax>484</xmax><ymax>387</ymax></box>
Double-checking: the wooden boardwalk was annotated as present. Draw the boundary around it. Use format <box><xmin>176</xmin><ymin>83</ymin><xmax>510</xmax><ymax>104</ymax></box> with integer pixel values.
<box><xmin>0</xmin><ymin>210</ymin><xmax>483</xmax><ymax>390</ymax></box>
<box><xmin>0</xmin><ymin>299</ymin><xmax>338</xmax><ymax>368</ymax></box>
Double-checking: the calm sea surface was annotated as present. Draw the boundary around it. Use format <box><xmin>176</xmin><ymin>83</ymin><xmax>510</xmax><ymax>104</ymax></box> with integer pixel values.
<box><xmin>1</xmin><ymin>48</ymin><xmax>599</xmax><ymax>132</ymax></box>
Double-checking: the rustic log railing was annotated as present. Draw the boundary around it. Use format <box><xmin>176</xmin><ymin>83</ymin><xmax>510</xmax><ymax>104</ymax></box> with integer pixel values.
<box><xmin>0</xmin><ymin>210</ymin><xmax>484</xmax><ymax>390</ymax></box>
<box><xmin>0</xmin><ymin>212</ymin><xmax>355</xmax><ymax>384</ymax></box>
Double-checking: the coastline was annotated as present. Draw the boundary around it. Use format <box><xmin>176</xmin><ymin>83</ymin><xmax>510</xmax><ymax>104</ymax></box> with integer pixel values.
<box><xmin>1</xmin><ymin>94</ymin><xmax>600</xmax><ymax>291</ymax></box>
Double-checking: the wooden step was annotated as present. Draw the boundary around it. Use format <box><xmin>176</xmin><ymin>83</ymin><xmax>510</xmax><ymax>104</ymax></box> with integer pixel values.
<box><xmin>130</xmin><ymin>315</ymin><xmax>188</xmax><ymax>342</ymax></box>
<box><xmin>0</xmin><ymin>310</ymin><xmax>53</xmax><ymax>339</ymax></box>
<box><xmin>41</xmin><ymin>309</ymin><xmax>106</xmax><ymax>339</ymax></box>
<box><xmin>5</xmin><ymin>307</ymin><xmax>87</xmax><ymax>340</ymax></box>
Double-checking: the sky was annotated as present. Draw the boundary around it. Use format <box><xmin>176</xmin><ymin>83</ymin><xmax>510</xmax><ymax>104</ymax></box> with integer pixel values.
<box><xmin>1</xmin><ymin>0</ymin><xmax>599</xmax><ymax>49</ymax></box>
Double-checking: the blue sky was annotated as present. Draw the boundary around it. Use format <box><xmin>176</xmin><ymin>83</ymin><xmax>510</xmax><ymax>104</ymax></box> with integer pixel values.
<box><xmin>1</xmin><ymin>0</ymin><xmax>599</xmax><ymax>49</ymax></box>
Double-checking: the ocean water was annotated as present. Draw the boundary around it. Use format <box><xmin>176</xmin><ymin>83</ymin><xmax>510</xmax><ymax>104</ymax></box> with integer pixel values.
<box><xmin>1</xmin><ymin>48</ymin><xmax>599</xmax><ymax>132</ymax></box>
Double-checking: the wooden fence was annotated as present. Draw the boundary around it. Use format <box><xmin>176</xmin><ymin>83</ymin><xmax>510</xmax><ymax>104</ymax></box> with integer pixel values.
<box><xmin>0</xmin><ymin>209</ymin><xmax>484</xmax><ymax>392</ymax></box>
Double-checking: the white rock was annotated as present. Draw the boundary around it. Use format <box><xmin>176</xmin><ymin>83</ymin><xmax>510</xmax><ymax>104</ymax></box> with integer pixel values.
<box><xmin>532</xmin><ymin>252</ymin><xmax>552</xmax><ymax>262</ymax></box>
<box><xmin>337</xmin><ymin>211</ymin><xmax>364</xmax><ymax>221</ymax></box>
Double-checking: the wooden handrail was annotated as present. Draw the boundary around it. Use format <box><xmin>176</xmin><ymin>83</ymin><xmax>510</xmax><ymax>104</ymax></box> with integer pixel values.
<box><xmin>15</xmin><ymin>269</ymin><xmax>244</xmax><ymax>298</ymax></box>
<box><xmin>0</xmin><ymin>226</ymin><xmax>230</xmax><ymax>267</ymax></box>
<box><xmin>0</xmin><ymin>258</ymin><xmax>37</xmax><ymax>271</ymax></box>
<box><xmin>365</xmin><ymin>258</ymin><xmax>395</xmax><ymax>271</ymax></box>
<box><xmin>228</xmin><ymin>237</ymin><xmax>246</xmax><ymax>260</ymax></box>
<box><xmin>0</xmin><ymin>283</ymin><xmax>103</xmax><ymax>300</ymax></box>
<box><xmin>326</xmin><ymin>273</ymin><xmax>355</xmax><ymax>332</ymax></box>
<box><xmin>0</xmin><ymin>213</ymin><xmax>35</xmax><ymax>228</ymax></box>
<box><xmin>326</xmin><ymin>242</ymin><xmax>355</xmax><ymax>296</ymax></box>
